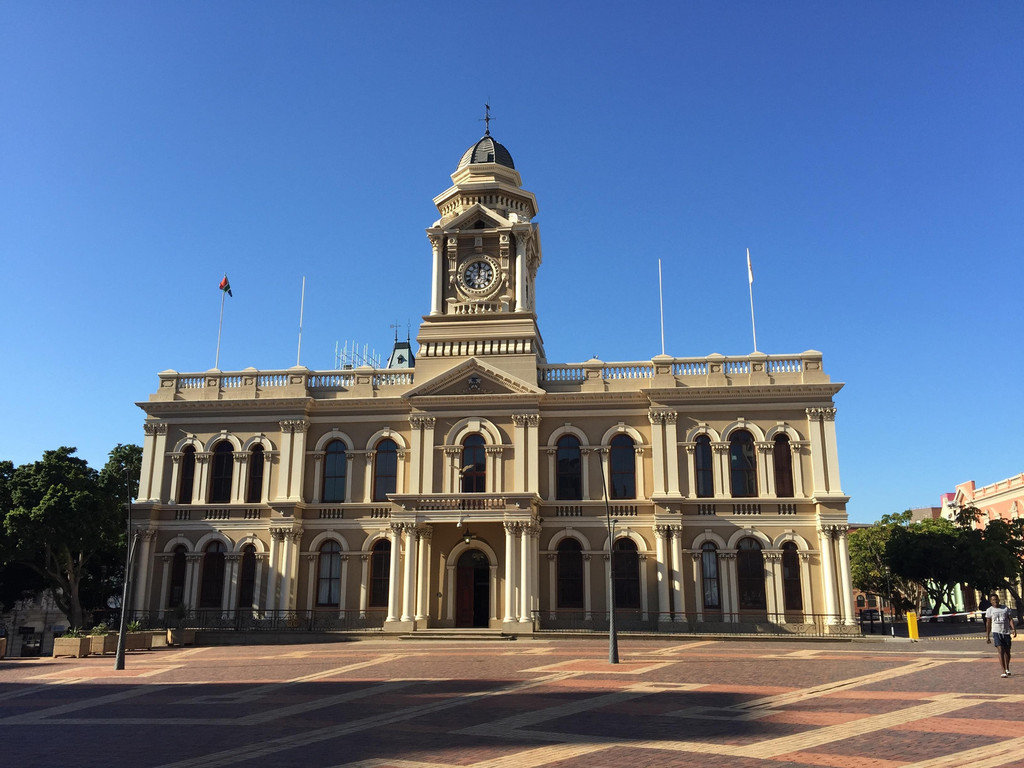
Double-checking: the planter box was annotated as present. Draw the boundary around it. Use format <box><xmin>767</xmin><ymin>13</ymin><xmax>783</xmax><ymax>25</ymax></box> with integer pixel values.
<box><xmin>89</xmin><ymin>633</ymin><xmax>119</xmax><ymax>655</ymax></box>
<box><xmin>126</xmin><ymin>632</ymin><xmax>153</xmax><ymax>651</ymax></box>
<box><xmin>166</xmin><ymin>628</ymin><xmax>196</xmax><ymax>646</ymax></box>
<box><xmin>53</xmin><ymin>636</ymin><xmax>90</xmax><ymax>658</ymax></box>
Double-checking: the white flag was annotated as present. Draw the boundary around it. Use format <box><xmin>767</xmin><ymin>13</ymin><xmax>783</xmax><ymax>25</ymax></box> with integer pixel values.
<box><xmin>746</xmin><ymin>248</ymin><xmax>753</xmax><ymax>284</ymax></box>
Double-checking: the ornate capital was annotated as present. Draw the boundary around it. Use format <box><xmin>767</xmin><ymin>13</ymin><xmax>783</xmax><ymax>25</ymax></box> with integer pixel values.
<box><xmin>806</xmin><ymin>407</ymin><xmax>837</xmax><ymax>422</ymax></box>
<box><xmin>144</xmin><ymin>422</ymin><xmax>168</xmax><ymax>436</ymax></box>
<box><xmin>648</xmin><ymin>410</ymin><xmax>666</xmax><ymax>426</ymax></box>
<box><xmin>756</xmin><ymin>441</ymin><xmax>774</xmax><ymax>454</ymax></box>
<box><xmin>279</xmin><ymin>419</ymin><xmax>310</xmax><ymax>433</ymax></box>
<box><xmin>224</xmin><ymin>553</ymin><xmax>242</xmax><ymax>563</ymax></box>
<box><xmin>270</xmin><ymin>527</ymin><xmax>289</xmax><ymax>542</ymax></box>
<box><xmin>654</xmin><ymin>525</ymin><xmax>672</xmax><ymax>538</ymax></box>
<box><xmin>712</xmin><ymin>442</ymin><xmax>729</xmax><ymax>455</ymax></box>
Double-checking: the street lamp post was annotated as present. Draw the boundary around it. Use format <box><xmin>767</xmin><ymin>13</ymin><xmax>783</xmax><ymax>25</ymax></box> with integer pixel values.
<box><xmin>114</xmin><ymin>468</ymin><xmax>135</xmax><ymax>671</ymax></box>
<box><xmin>599</xmin><ymin>449</ymin><xmax>619</xmax><ymax>664</ymax></box>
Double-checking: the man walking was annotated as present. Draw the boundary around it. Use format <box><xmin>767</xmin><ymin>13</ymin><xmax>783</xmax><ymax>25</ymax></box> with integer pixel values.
<box><xmin>985</xmin><ymin>593</ymin><xmax>1017</xmax><ymax>678</ymax></box>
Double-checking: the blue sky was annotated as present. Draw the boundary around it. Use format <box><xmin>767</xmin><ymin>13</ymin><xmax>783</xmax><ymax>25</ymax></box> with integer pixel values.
<box><xmin>1</xmin><ymin>2</ymin><xmax>1020</xmax><ymax>523</ymax></box>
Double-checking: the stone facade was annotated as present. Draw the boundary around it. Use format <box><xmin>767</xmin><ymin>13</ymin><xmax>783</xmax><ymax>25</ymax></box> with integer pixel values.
<box><xmin>132</xmin><ymin>132</ymin><xmax>854</xmax><ymax>633</ymax></box>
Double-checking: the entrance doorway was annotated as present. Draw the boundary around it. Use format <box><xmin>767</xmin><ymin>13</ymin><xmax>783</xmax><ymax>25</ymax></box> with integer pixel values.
<box><xmin>455</xmin><ymin>549</ymin><xmax>490</xmax><ymax>627</ymax></box>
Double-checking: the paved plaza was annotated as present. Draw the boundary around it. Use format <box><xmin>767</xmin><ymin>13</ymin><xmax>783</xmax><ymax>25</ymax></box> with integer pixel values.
<box><xmin>1</xmin><ymin>636</ymin><xmax>1022</xmax><ymax>768</ymax></box>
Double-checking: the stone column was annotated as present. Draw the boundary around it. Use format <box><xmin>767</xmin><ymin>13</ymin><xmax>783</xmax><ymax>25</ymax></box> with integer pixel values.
<box><xmin>487</xmin><ymin>446</ymin><xmax>504</xmax><ymax>494</ymax></box>
<box><xmin>278</xmin><ymin>528</ymin><xmax>303</xmax><ymax>611</ymax></box>
<box><xmin>580</xmin><ymin>448</ymin><xmax>592</xmax><ymax>501</ymax></box>
<box><xmin>654</xmin><ymin>525</ymin><xmax>671</xmax><ymax>622</ymax></box>
<box><xmin>408</xmin><ymin>417</ymin><xmax>424</xmax><ymax>494</ymax></box>
<box><xmin>634</xmin><ymin>447</ymin><xmax>647</xmax><ymax>499</ymax></box>
<box><xmin>712</xmin><ymin>443</ymin><xmax>729</xmax><ymax>497</ymax></box>
<box><xmin>670</xmin><ymin>526</ymin><xmax>684</xmax><ymax>620</ymax></box>
<box><xmin>763</xmin><ymin>551</ymin><xmax>782</xmax><ymax>621</ymax></box>
<box><xmin>305</xmin><ymin>553</ymin><xmax>318</xmax><ymax>611</ymax></box>
<box><xmin>799</xmin><ymin>552</ymin><xmax>814</xmax><ymax>621</ymax></box>
<box><xmin>683</xmin><ymin>444</ymin><xmax>697</xmax><ymax>499</ymax></box>
<box><xmin>665</xmin><ymin>412</ymin><xmax>680</xmax><ymax>495</ymax></box>
<box><xmin>194</xmin><ymin>453</ymin><xmax>211</xmax><ymax>504</ymax></box>
<box><xmin>429</xmin><ymin>233</ymin><xmax>443</xmax><ymax>316</ymax></box>
<box><xmin>818</xmin><ymin>527</ymin><xmax>838</xmax><ymax>623</ymax></box>
<box><xmin>691</xmin><ymin>552</ymin><xmax>703</xmax><ymax>622</ymax></box>
<box><xmin>185</xmin><ymin>553</ymin><xmax>202</xmax><ymax>611</ymax></box>
<box><xmin>363</xmin><ymin>450</ymin><xmax>376</xmax><ymax>503</ymax></box>
<box><xmin>415</xmin><ymin>526</ymin><xmax>432</xmax><ymax>621</ymax></box>
<box><xmin>444</xmin><ymin>447</ymin><xmax>461</xmax><ymax>494</ymax></box>
<box><xmin>401</xmin><ymin>525</ymin><xmax>418</xmax><ymax>622</ymax></box>
<box><xmin>547</xmin><ymin>553</ymin><xmax>557</xmax><ymax>618</ymax></box>
<box><xmin>515</xmin><ymin>234</ymin><xmax>527</xmax><ymax>312</ymax></box>
<box><xmin>278</xmin><ymin>420</ymin><xmax>309</xmax><ymax>501</ymax></box>
<box><xmin>721</xmin><ymin>552</ymin><xmax>738</xmax><ymax>622</ymax></box>
<box><xmin>583</xmin><ymin>553</ymin><xmax>593</xmax><ymax>620</ymax></box>
<box><xmin>503</xmin><ymin>522</ymin><xmax>517</xmax><ymax>622</ymax></box>
<box><xmin>545</xmin><ymin>447</ymin><xmax>557</xmax><ymax>502</ymax></box>
<box><xmin>358</xmin><ymin>554</ymin><xmax>370</xmax><ymax>619</ymax></box>
<box><xmin>834</xmin><ymin>525</ymin><xmax>854</xmax><ymax>622</ymax></box>
<box><xmin>386</xmin><ymin>524</ymin><xmax>403</xmax><ymax>622</ymax></box>
<box><xmin>421</xmin><ymin>417</ymin><xmax>436</xmax><ymax>493</ymax></box>
<box><xmin>223</xmin><ymin>553</ymin><xmax>241</xmax><ymax>613</ymax></box>
<box><xmin>132</xmin><ymin>530</ymin><xmax>158</xmax><ymax>613</ymax></box>
<box><xmin>140</xmin><ymin>423</ymin><xmax>168</xmax><ymax>502</ymax></box>
<box><xmin>157</xmin><ymin>554</ymin><xmax>172</xmax><ymax>618</ymax></box>
<box><xmin>648</xmin><ymin>411</ymin><xmax>666</xmax><ymax>496</ymax></box>
<box><xmin>345</xmin><ymin>453</ymin><xmax>355</xmax><ymax>502</ymax></box>
<box><xmin>520</xmin><ymin>524</ymin><xmax>537</xmax><ymax>623</ymax></box>
<box><xmin>231</xmin><ymin>453</ymin><xmax>246</xmax><ymax>504</ymax></box>
<box><xmin>757</xmin><ymin>441</ymin><xmax>773</xmax><ymax>498</ymax></box>
<box><xmin>806</xmin><ymin>409</ymin><xmax>829</xmax><ymax>496</ymax></box>
<box><xmin>339</xmin><ymin>554</ymin><xmax>349</xmax><ymax>618</ymax></box>
<box><xmin>639</xmin><ymin>553</ymin><xmax>650</xmax><ymax>621</ymax></box>
<box><xmin>266</xmin><ymin>528</ymin><xmax>285</xmax><ymax>611</ymax></box>
<box><xmin>791</xmin><ymin>441</ymin><xmax>808</xmax><ymax>498</ymax></box>
<box><xmin>526</xmin><ymin>416</ymin><xmax>539</xmax><ymax>496</ymax></box>
<box><xmin>821</xmin><ymin>409</ymin><xmax>843</xmax><ymax>495</ymax></box>
<box><xmin>511</xmin><ymin>415</ymin><xmax>528</xmax><ymax>492</ymax></box>
<box><xmin>252</xmin><ymin>553</ymin><xmax>267</xmax><ymax>612</ymax></box>
<box><xmin>311</xmin><ymin>453</ymin><xmax>324</xmax><ymax>504</ymax></box>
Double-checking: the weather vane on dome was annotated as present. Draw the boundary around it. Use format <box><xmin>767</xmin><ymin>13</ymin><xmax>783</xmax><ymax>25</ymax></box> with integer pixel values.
<box><xmin>481</xmin><ymin>103</ymin><xmax>493</xmax><ymax>136</ymax></box>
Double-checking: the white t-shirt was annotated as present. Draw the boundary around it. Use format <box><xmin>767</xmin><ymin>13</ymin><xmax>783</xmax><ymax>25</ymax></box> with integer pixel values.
<box><xmin>986</xmin><ymin>605</ymin><xmax>1014</xmax><ymax>635</ymax></box>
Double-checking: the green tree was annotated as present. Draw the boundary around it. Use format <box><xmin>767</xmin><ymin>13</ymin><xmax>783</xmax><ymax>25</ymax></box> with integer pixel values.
<box><xmin>849</xmin><ymin>511</ymin><xmax>920</xmax><ymax>614</ymax></box>
<box><xmin>952</xmin><ymin>505</ymin><xmax>1024</xmax><ymax>615</ymax></box>
<box><xmin>886</xmin><ymin>516</ymin><xmax>971</xmax><ymax>616</ymax></box>
<box><xmin>0</xmin><ymin>445</ymin><xmax>141</xmax><ymax>628</ymax></box>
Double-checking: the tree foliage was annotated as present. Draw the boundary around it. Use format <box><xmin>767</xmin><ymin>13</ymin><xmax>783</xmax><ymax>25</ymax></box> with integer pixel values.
<box><xmin>0</xmin><ymin>444</ymin><xmax>141</xmax><ymax>628</ymax></box>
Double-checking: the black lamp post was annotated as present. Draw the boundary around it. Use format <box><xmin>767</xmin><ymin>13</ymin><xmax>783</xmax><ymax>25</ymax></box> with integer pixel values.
<box><xmin>114</xmin><ymin>468</ymin><xmax>135</xmax><ymax>671</ymax></box>
<box><xmin>599</xmin><ymin>449</ymin><xmax>619</xmax><ymax>664</ymax></box>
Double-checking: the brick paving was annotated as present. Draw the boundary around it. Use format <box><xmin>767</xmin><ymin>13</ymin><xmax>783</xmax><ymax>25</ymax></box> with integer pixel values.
<box><xmin>2</xmin><ymin>636</ymin><xmax>1023</xmax><ymax>768</ymax></box>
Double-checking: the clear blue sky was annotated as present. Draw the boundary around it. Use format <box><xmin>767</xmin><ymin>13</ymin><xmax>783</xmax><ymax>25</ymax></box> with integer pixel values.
<box><xmin>2</xmin><ymin>2</ymin><xmax>1021</xmax><ymax>524</ymax></box>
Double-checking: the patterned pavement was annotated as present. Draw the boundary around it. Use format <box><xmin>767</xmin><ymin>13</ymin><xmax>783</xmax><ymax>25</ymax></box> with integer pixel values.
<box><xmin>2</xmin><ymin>636</ymin><xmax>1022</xmax><ymax>768</ymax></box>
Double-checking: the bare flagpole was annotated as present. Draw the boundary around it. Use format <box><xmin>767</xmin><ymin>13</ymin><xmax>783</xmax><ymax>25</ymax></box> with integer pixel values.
<box><xmin>658</xmin><ymin>259</ymin><xmax>665</xmax><ymax>356</ymax></box>
<box><xmin>296</xmin><ymin>275</ymin><xmax>306</xmax><ymax>366</ymax></box>
<box><xmin>747</xmin><ymin>248</ymin><xmax>758</xmax><ymax>353</ymax></box>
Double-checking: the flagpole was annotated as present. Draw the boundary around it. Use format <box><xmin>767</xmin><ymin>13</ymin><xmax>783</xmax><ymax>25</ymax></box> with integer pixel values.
<box><xmin>215</xmin><ymin>288</ymin><xmax>226</xmax><ymax>369</ymax></box>
<box><xmin>747</xmin><ymin>248</ymin><xmax>758</xmax><ymax>353</ymax></box>
<box><xmin>296</xmin><ymin>275</ymin><xmax>306</xmax><ymax>366</ymax></box>
<box><xmin>658</xmin><ymin>258</ymin><xmax>665</xmax><ymax>356</ymax></box>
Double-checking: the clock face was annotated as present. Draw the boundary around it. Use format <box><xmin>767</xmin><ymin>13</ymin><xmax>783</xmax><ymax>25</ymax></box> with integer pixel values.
<box><xmin>463</xmin><ymin>260</ymin><xmax>494</xmax><ymax>290</ymax></box>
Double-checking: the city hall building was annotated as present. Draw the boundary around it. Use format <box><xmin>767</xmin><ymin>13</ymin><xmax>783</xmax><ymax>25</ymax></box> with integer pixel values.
<box><xmin>131</xmin><ymin>131</ymin><xmax>855</xmax><ymax>635</ymax></box>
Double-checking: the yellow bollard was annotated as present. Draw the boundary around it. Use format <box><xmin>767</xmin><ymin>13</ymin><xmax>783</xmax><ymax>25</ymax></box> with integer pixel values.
<box><xmin>907</xmin><ymin>611</ymin><xmax>919</xmax><ymax>641</ymax></box>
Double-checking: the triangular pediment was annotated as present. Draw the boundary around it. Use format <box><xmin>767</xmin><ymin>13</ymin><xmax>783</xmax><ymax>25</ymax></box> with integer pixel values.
<box><xmin>403</xmin><ymin>358</ymin><xmax>543</xmax><ymax>399</ymax></box>
<box><xmin>441</xmin><ymin>202</ymin><xmax>513</xmax><ymax>232</ymax></box>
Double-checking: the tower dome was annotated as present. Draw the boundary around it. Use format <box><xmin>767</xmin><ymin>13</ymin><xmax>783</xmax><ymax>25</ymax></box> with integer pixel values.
<box><xmin>457</xmin><ymin>135</ymin><xmax>515</xmax><ymax>170</ymax></box>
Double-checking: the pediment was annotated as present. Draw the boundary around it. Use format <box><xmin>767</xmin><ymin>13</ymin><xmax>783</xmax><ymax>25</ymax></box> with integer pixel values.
<box><xmin>404</xmin><ymin>358</ymin><xmax>543</xmax><ymax>399</ymax></box>
<box><xmin>441</xmin><ymin>202</ymin><xmax>513</xmax><ymax>232</ymax></box>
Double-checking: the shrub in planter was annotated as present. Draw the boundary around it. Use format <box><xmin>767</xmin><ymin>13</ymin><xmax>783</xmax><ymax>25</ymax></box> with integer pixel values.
<box><xmin>126</xmin><ymin>620</ymin><xmax>153</xmax><ymax>650</ymax></box>
<box><xmin>89</xmin><ymin>623</ymin><xmax>118</xmax><ymax>654</ymax></box>
<box><xmin>53</xmin><ymin>629</ymin><xmax>90</xmax><ymax>658</ymax></box>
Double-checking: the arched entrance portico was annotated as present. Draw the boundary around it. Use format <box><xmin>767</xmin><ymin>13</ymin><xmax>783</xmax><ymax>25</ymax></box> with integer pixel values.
<box><xmin>455</xmin><ymin>549</ymin><xmax>490</xmax><ymax>627</ymax></box>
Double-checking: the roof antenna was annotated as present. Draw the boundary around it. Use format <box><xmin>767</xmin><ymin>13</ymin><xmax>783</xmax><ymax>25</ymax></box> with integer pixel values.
<box><xmin>389</xmin><ymin>322</ymin><xmax>400</xmax><ymax>342</ymax></box>
<box><xmin>481</xmin><ymin>102</ymin><xmax>492</xmax><ymax>136</ymax></box>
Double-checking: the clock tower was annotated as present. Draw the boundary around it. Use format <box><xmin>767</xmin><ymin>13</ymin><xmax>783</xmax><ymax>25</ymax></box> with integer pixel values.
<box><xmin>416</xmin><ymin>130</ymin><xmax>544</xmax><ymax>383</ymax></box>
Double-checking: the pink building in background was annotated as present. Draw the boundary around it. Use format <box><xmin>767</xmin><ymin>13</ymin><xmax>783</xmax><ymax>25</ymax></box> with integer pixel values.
<box><xmin>943</xmin><ymin>474</ymin><xmax>1024</xmax><ymax>528</ymax></box>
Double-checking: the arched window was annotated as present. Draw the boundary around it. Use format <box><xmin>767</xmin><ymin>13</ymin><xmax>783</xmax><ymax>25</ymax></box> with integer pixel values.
<box><xmin>856</xmin><ymin>594</ymin><xmax>866</xmax><ymax>608</ymax></box>
<box><xmin>556</xmin><ymin>435</ymin><xmax>582</xmax><ymax>500</ymax></box>
<box><xmin>237</xmin><ymin>544</ymin><xmax>257</xmax><ymax>610</ymax></box>
<box><xmin>369</xmin><ymin>539</ymin><xmax>391</xmax><ymax>607</ymax></box>
<box><xmin>246</xmin><ymin>445</ymin><xmax>264</xmax><ymax>503</ymax></box>
<box><xmin>729</xmin><ymin>430</ymin><xmax>757</xmax><ymax>497</ymax></box>
<box><xmin>701</xmin><ymin>542</ymin><xmax>720</xmax><ymax>610</ymax></box>
<box><xmin>178</xmin><ymin>446</ymin><xmax>196</xmax><ymax>504</ymax></box>
<box><xmin>613</xmin><ymin>538</ymin><xmax>640</xmax><ymax>610</ymax></box>
<box><xmin>323</xmin><ymin>440</ymin><xmax>347</xmax><ymax>503</ymax></box>
<box><xmin>737</xmin><ymin>537</ymin><xmax>766</xmax><ymax>611</ymax></box>
<box><xmin>695</xmin><ymin>435</ymin><xmax>713</xmax><ymax>498</ymax></box>
<box><xmin>461</xmin><ymin>434</ymin><xmax>486</xmax><ymax>493</ymax></box>
<box><xmin>557</xmin><ymin>538</ymin><xmax>584</xmax><ymax>609</ymax></box>
<box><xmin>199</xmin><ymin>541</ymin><xmax>226</xmax><ymax>609</ymax></box>
<box><xmin>781</xmin><ymin>541</ymin><xmax>803</xmax><ymax>612</ymax></box>
<box><xmin>609</xmin><ymin>434</ymin><xmax>636</xmax><ymax>500</ymax></box>
<box><xmin>773</xmin><ymin>434</ymin><xmax>794</xmax><ymax>497</ymax></box>
<box><xmin>317</xmin><ymin>540</ymin><xmax>342</xmax><ymax>606</ymax></box>
<box><xmin>209</xmin><ymin>441</ymin><xmax>234</xmax><ymax>503</ymax></box>
<box><xmin>372</xmin><ymin>439</ymin><xmax>398</xmax><ymax>501</ymax></box>
<box><xmin>168</xmin><ymin>545</ymin><xmax>187</xmax><ymax>607</ymax></box>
